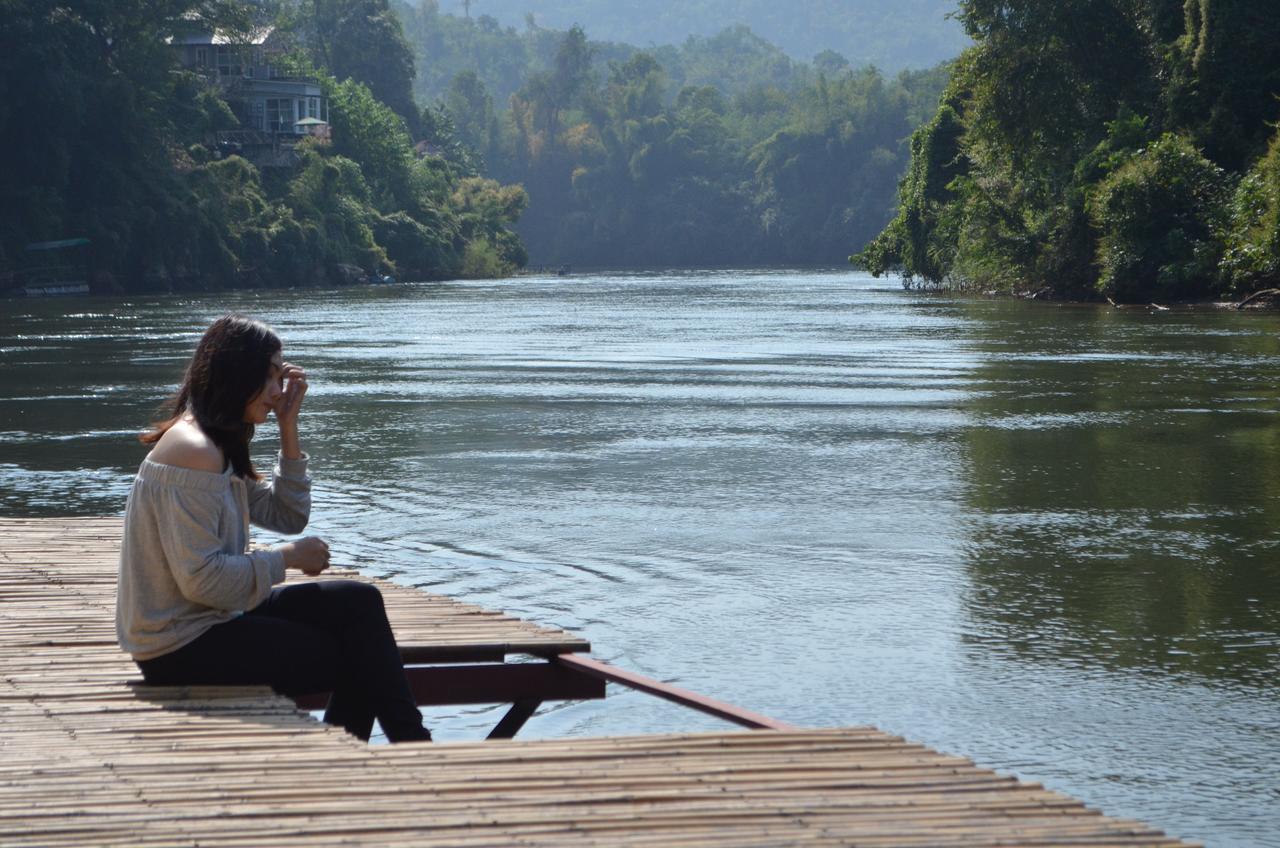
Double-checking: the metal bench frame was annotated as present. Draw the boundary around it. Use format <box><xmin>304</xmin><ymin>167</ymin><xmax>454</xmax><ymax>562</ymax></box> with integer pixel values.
<box><xmin>293</xmin><ymin>647</ymin><xmax>793</xmax><ymax>738</ymax></box>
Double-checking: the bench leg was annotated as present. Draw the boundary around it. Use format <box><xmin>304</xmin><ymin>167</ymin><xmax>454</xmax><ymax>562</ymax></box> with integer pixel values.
<box><xmin>488</xmin><ymin>698</ymin><xmax>542</xmax><ymax>739</ymax></box>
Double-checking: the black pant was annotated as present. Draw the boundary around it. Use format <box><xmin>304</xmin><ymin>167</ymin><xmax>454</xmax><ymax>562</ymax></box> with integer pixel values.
<box><xmin>137</xmin><ymin>580</ymin><xmax>430</xmax><ymax>742</ymax></box>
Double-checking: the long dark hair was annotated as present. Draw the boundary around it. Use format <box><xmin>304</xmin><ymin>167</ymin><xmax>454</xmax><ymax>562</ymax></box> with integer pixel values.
<box><xmin>142</xmin><ymin>314</ymin><xmax>281</xmax><ymax>480</ymax></box>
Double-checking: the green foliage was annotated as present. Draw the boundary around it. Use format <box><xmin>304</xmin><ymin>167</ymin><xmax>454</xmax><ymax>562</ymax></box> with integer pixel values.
<box><xmin>444</xmin><ymin>70</ymin><xmax>500</xmax><ymax>167</ymax></box>
<box><xmin>283</xmin><ymin>148</ymin><xmax>388</xmax><ymax>272</ymax></box>
<box><xmin>325</xmin><ymin>78</ymin><xmax>414</xmax><ymax>205</ymax></box>
<box><xmin>407</xmin><ymin>19</ymin><xmax>949</xmax><ymax>267</ymax></box>
<box><xmin>373</xmin><ymin>210</ymin><xmax>456</xmax><ymax>274</ymax></box>
<box><xmin>450</xmin><ymin>177</ymin><xmax>528</xmax><ymax>272</ymax></box>
<box><xmin>861</xmin><ymin>0</ymin><xmax>1280</xmax><ymax>301</ymax></box>
<box><xmin>0</xmin><ymin>0</ymin><xmax>252</xmax><ymax>286</ymax></box>
<box><xmin>1221</xmin><ymin>129</ymin><xmax>1280</xmax><ymax>294</ymax></box>
<box><xmin>397</xmin><ymin>3</ymin><xmax>540</xmax><ymax>110</ymax></box>
<box><xmin>399</xmin><ymin>4</ymin><xmax>826</xmax><ymax>109</ymax></box>
<box><xmin>745</xmin><ymin>68</ymin><xmax>919</xmax><ymax>263</ymax></box>
<box><xmin>1087</xmin><ymin>134</ymin><xmax>1229</xmax><ymax>301</ymax></box>
<box><xmin>1</xmin><ymin>0</ymin><xmax>527</xmax><ymax>292</ymax></box>
<box><xmin>455</xmin><ymin>237</ymin><xmax>503</xmax><ymax>277</ymax></box>
<box><xmin>418</xmin><ymin>104</ymin><xmax>482</xmax><ymax>175</ymax></box>
<box><xmin>300</xmin><ymin>0</ymin><xmax>421</xmax><ymax>132</ymax></box>
<box><xmin>855</xmin><ymin>95</ymin><xmax>966</xmax><ymax>283</ymax></box>
<box><xmin>656</xmin><ymin>26</ymin><xmax>801</xmax><ymax>100</ymax></box>
<box><xmin>393</xmin><ymin>8</ymin><xmax>962</xmax><ymax>267</ymax></box>
<box><xmin>187</xmin><ymin>156</ymin><xmax>275</xmax><ymax>276</ymax></box>
<box><xmin>1168</xmin><ymin>0</ymin><xmax>1280</xmax><ymax>171</ymax></box>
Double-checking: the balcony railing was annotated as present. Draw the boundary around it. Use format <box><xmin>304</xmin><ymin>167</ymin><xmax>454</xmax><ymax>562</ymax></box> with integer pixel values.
<box><xmin>265</xmin><ymin>70</ymin><xmax>321</xmax><ymax>84</ymax></box>
<box><xmin>213</xmin><ymin>129</ymin><xmax>310</xmax><ymax>168</ymax></box>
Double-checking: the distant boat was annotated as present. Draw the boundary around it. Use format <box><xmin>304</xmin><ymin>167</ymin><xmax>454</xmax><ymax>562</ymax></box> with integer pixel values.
<box><xmin>1</xmin><ymin>238</ymin><xmax>91</xmax><ymax>297</ymax></box>
<box><xmin>9</xmin><ymin>282</ymin><xmax>90</xmax><ymax>297</ymax></box>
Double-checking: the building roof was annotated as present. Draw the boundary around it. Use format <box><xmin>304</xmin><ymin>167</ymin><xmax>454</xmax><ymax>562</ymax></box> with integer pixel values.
<box><xmin>168</xmin><ymin>25</ymin><xmax>275</xmax><ymax>47</ymax></box>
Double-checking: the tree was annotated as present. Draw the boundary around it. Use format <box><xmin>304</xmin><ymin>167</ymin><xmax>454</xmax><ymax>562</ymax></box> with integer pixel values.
<box><xmin>1087</xmin><ymin>133</ymin><xmax>1229</xmax><ymax>301</ymax></box>
<box><xmin>326</xmin><ymin>77</ymin><xmax>415</xmax><ymax>205</ymax></box>
<box><xmin>309</xmin><ymin>0</ymin><xmax>421</xmax><ymax>134</ymax></box>
<box><xmin>813</xmin><ymin>49</ymin><xmax>850</xmax><ymax>76</ymax></box>
<box><xmin>1221</xmin><ymin>128</ymin><xmax>1280</xmax><ymax>295</ymax></box>
<box><xmin>444</xmin><ymin>70</ymin><xmax>499</xmax><ymax>165</ymax></box>
<box><xmin>859</xmin><ymin>0</ymin><xmax>1280</xmax><ymax>300</ymax></box>
<box><xmin>1168</xmin><ymin>0</ymin><xmax>1280</xmax><ymax>171</ymax></box>
<box><xmin>287</xmin><ymin>146</ymin><xmax>389</xmax><ymax>271</ymax></box>
<box><xmin>451</xmin><ymin>176</ymin><xmax>528</xmax><ymax>274</ymax></box>
<box><xmin>855</xmin><ymin>95</ymin><xmax>966</xmax><ymax>283</ymax></box>
<box><xmin>0</xmin><ymin>0</ymin><xmax>260</xmax><ymax>286</ymax></box>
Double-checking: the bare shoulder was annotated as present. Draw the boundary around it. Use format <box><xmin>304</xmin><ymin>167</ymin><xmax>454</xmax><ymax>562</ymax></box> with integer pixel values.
<box><xmin>148</xmin><ymin>419</ymin><xmax>224</xmax><ymax>473</ymax></box>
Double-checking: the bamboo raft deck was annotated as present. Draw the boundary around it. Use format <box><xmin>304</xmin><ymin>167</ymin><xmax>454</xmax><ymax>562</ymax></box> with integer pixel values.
<box><xmin>0</xmin><ymin>517</ymin><xmax>1196</xmax><ymax>847</ymax></box>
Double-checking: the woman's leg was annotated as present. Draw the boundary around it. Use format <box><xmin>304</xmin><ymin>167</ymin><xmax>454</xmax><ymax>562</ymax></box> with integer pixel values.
<box><xmin>244</xmin><ymin>580</ymin><xmax>430</xmax><ymax>742</ymax></box>
<box><xmin>135</xmin><ymin>612</ymin><xmax>362</xmax><ymax>729</ymax></box>
<box><xmin>137</xmin><ymin>581</ymin><xmax>430</xmax><ymax>742</ymax></box>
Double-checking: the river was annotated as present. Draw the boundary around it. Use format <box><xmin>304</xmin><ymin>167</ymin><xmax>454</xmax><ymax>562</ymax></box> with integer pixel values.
<box><xmin>2</xmin><ymin>269</ymin><xmax>1277</xmax><ymax>846</ymax></box>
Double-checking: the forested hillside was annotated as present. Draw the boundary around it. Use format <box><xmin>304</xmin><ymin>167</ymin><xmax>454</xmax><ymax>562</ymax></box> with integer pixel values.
<box><xmin>859</xmin><ymin>0</ymin><xmax>1280</xmax><ymax>302</ymax></box>
<box><xmin>0</xmin><ymin>0</ymin><xmax>525</xmax><ymax>293</ymax></box>
<box><xmin>399</xmin><ymin>3</ymin><xmax>814</xmax><ymax>108</ymax></box>
<box><xmin>400</xmin><ymin>5</ymin><xmax>950</xmax><ymax>266</ymax></box>
<box><xmin>433</xmin><ymin>0</ymin><xmax>967</xmax><ymax>72</ymax></box>
<box><xmin>2</xmin><ymin>0</ymin><xmax>953</xmax><ymax>289</ymax></box>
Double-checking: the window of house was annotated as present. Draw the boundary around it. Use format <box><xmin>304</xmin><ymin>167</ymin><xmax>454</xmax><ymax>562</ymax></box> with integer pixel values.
<box><xmin>195</xmin><ymin>48</ymin><xmax>208</xmax><ymax>67</ymax></box>
<box><xmin>266</xmin><ymin>99</ymin><xmax>290</xmax><ymax>132</ymax></box>
<box><xmin>216</xmin><ymin>46</ymin><xmax>240</xmax><ymax>76</ymax></box>
<box><xmin>308</xmin><ymin>98</ymin><xmax>320</xmax><ymax>119</ymax></box>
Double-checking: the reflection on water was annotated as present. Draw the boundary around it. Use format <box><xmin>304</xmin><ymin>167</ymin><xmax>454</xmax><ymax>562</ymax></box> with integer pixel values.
<box><xmin>954</xmin><ymin>302</ymin><xmax>1280</xmax><ymax>843</ymax></box>
<box><xmin>1</xmin><ymin>272</ymin><xmax>1278</xmax><ymax>846</ymax></box>
<box><xmin>961</xmin><ymin>302</ymin><xmax>1280</xmax><ymax>685</ymax></box>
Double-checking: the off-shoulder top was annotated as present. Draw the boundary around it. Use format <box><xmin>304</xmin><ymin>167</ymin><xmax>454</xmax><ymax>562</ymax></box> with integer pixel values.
<box><xmin>115</xmin><ymin>453</ymin><xmax>311</xmax><ymax>660</ymax></box>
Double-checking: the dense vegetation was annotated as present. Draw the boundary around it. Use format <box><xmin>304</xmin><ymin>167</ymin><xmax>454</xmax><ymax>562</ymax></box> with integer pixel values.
<box><xmin>400</xmin><ymin>3</ymin><xmax>816</xmax><ymax>110</ymax></box>
<box><xmin>400</xmin><ymin>5</ymin><xmax>950</xmax><ymax>266</ymax></box>
<box><xmin>1</xmin><ymin>0</ymin><xmax>954</xmax><ymax>289</ymax></box>
<box><xmin>0</xmin><ymin>0</ymin><xmax>526</xmax><ymax>292</ymax></box>
<box><xmin>433</xmin><ymin>0</ymin><xmax>968</xmax><ymax>73</ymax></box>
<box><xmin>857</xmin><ymin>0</ymin><xmax>1280</xmax><ymax>302</ymax></box>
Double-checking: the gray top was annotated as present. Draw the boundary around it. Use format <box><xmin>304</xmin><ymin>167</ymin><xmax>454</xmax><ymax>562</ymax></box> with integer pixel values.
<box><xmin>115</xmin><ymin>453</ymin><xmax>311</xmax><ymax>660</ymax></box>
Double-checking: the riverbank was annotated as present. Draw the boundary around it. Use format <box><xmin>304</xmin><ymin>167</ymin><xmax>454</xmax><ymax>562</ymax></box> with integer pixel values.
<box><xmin>882</xmin><ymin>270</ymin><xmax>1280</xmax><ymax>310</ymax></box>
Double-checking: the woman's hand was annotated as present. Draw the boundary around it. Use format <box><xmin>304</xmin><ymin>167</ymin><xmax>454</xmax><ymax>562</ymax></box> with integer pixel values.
<box><xmin>273</xmin><ymin>362</ymin><xmax>307</xmax><ymax>460</ymax></box>
<box><xmin>273</xmin><ymin>362</ymin><xmax>308</xmax><ymax>427</ymax></box>
<box><xmin>280</xmin><ymin>536</ymin><xmax>330</xmax><ymax>576</ymax></box>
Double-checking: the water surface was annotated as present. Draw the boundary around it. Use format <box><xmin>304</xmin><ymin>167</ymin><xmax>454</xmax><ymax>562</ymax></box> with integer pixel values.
<box><xmin>2</xmin><ymin>270</ymin><xmax>1277</xmax><ymax>846</ymax></box>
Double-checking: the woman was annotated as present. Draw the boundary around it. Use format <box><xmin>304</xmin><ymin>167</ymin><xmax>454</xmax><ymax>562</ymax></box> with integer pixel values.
<box><xmin>115</xmin><ymin>314</ymin><xmax>431</xmax><ymax>742</ymax></box>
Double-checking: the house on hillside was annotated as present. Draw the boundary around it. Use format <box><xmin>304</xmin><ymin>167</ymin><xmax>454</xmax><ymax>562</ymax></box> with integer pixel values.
<box><xmin>170</xmin><ymin>25</ymin><xmax>329</xmax><ymax>168</ymax></box>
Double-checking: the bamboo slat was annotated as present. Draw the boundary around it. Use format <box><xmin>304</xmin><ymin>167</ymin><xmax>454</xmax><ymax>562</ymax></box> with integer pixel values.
<box><xmin>0</xmin><ymin>517</ymin><xmax>1198</xmax><ymax>847</ymax></box>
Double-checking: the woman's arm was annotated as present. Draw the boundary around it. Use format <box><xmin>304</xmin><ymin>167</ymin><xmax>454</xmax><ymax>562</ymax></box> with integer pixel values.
<box><xmin>246</xmin><ymin>454</ymin><xmax>311</xmax><ymax>533</ymax></box>
<box><xmin>276</xmin><ymin>362</ymin><xmax>307</xmax><ymax>461</ymax></box>
<box><xmin>153</xmin><ymin>484</ymin><xmax>330</xmax><ymax>611</ymax></box>
<box><xmin>155</xmin><ymin>485</ymin><xmax>285</xmax><ymax>610</ymax></box>
<box><xmin>248</xmin><ymin>362</ymin><xmax>312</xmax><ymax>533</ymax></box>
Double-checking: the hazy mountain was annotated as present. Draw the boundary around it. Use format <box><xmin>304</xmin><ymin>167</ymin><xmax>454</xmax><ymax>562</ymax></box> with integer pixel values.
<box><xmin>442</xmin><ymin>0</ymin><xmax>968</xmax><ymax>71</ymax></box>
